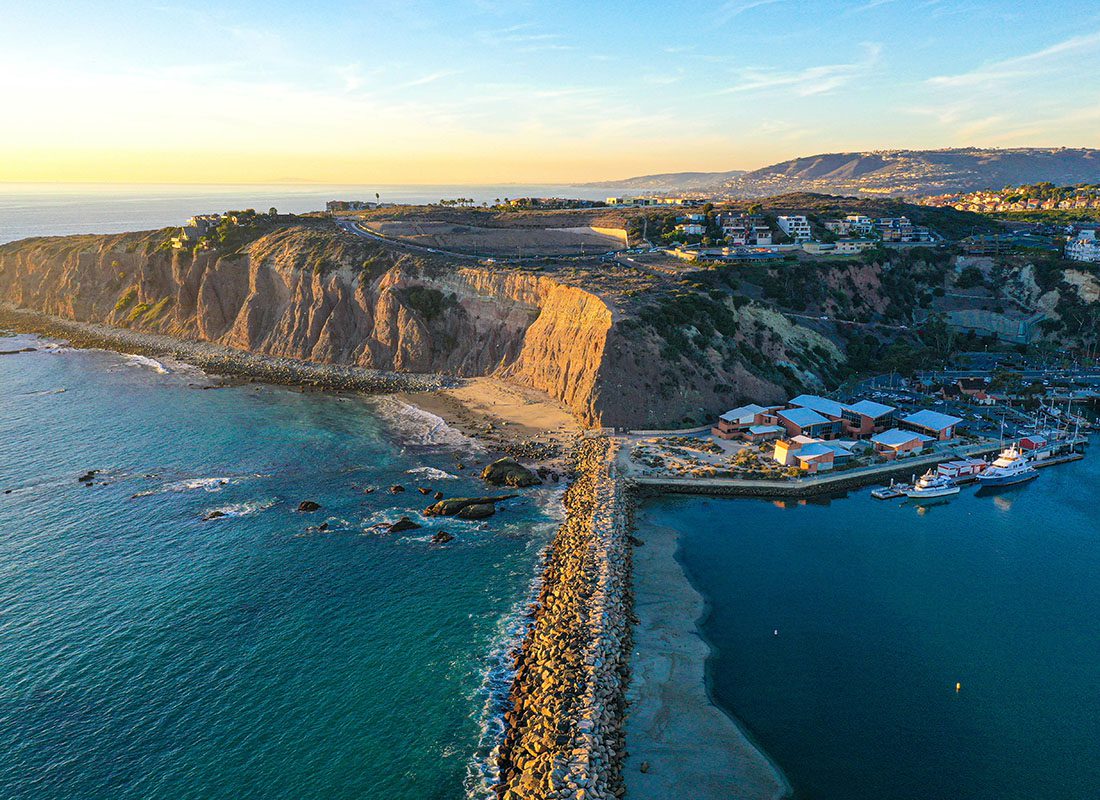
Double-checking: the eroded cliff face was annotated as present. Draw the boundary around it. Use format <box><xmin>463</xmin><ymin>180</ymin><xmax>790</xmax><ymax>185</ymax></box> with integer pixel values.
<box><xmin>0</xmin><ymin>224</ymin><xmax>791</xmax><ymax>428</ymax></box>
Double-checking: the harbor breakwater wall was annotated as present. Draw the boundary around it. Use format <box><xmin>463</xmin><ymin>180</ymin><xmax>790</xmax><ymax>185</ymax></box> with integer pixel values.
<box><xmin>495</xmin><ymin>438</ymin><xmax>633</xmax><ymax>800</ymax></box>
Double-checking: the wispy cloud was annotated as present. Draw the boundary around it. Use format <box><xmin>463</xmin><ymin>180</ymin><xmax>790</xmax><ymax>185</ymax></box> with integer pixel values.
<box><xmin>928</xmin><ymin>30</ymin><xmax>1100</xmax><ymax>87</ymax></box>
<box><xmin>400</xmin><ymin>69</ymin><xmax>460</xmax><ymax>88</ymax></box>
<box><xmin>718</xmin><ymin>43</ymin><xmax>882</xmax><ymax>96</ymax></box>
<box><xmin>715</xmin><ymin>0</ymin><xmax>785</xmax><ymax>26</ymax></box>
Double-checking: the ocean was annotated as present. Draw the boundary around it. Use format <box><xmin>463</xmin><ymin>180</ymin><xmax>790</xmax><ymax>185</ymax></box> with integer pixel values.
<box><xmin>0</xmin><ymin>183</ymin><xmax>617</xmax><ymax>245</ymax></box>
<box><xmin>0</xmin><ymin>332</ymin><xmax>562</xmax><ymax>800</ymax></box>
<box><xmin>641</xmin><ymin>454</ymin><xmax>1100</xmax><ymax>800</ymax></box>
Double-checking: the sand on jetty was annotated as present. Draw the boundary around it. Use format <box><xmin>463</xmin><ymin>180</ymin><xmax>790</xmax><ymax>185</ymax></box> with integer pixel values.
<box><xmin>624</xmin><ymin>518</ymin><xmax>791</xmax><ymax>800</ymax></box>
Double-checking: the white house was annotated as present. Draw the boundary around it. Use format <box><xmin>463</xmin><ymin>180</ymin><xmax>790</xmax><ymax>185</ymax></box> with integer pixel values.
<box><xmin>1066</xmin><ymin>230</ymin><xmax>1100</xmax><ymax>263</ymax></box>
<box><xmin>777</xmin><ymin>215</ymin><xmax>812</xmax><ymax>242</ymax></box>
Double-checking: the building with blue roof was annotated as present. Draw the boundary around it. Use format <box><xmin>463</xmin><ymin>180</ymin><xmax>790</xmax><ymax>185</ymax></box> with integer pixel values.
<box><xmin>900</xmin><ymin>409</ymin><xmax>964</xmax><ymax>440</ymax></box>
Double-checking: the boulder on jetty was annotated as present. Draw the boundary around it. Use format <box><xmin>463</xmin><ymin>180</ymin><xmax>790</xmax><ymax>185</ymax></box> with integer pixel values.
<box><xmin>423</xmin><ymin>495</ymin><xmax>516</xmax><ymax>517</ymax></box>
<box><xmin>481</xmin><ymin>457</ymin><xmax>540</xmax><ymax>488</ymax></box>
<box><xmin>387</xmin><ymin>516</ymin><xmax>422</xmax><ymax>533</ymax></box>
<box><xmin>296</xmin><ymin>500</ymin><xmax>321</xmax><ymax>512</ymax></box>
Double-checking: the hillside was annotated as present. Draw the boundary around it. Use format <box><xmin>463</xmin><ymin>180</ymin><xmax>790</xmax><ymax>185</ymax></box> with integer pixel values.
<box><xmin>598</xmin><ymin>148</ymin><xmax>1100</xmax><ymax>198</ymax></box>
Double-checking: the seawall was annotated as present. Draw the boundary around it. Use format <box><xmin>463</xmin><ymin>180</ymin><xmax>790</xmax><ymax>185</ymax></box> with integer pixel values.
<box><xmin>494</xmin><ymin>438</ymin><xmax>633</xmax><ymax>800</ymax></box>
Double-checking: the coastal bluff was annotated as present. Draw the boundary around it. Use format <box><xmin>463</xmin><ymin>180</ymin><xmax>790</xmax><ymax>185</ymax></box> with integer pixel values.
<box><xmin>0</xmin><ymin>222</ymin><xmax>791</xmax><ymax>428</ymax></box>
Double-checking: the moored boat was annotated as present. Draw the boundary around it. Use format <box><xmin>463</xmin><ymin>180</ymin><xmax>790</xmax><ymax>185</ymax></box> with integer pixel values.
<box><xmin>976</xmin><ymin>445</ymin><xmax>1039</xmax><ymax>487</ymax></box>
<box><xmin>905</xmin><ymin>469</ymin><xmax>960</xmax><ymax>500</ymax></box>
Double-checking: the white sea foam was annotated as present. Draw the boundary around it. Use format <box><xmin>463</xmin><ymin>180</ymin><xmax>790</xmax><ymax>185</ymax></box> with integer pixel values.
<box><xmin>133</xmin><ymin>476</ymin><xmax>236</xmax><ymax>498</ymax></box>
<box><xmin>122</xmin><ymin>354</ymin><xmax>169</xmax><ymax>374</ymax></box>
<box><xmin>406</xmin><ymin>466</ymin><xmax>460</xmax><ymax>480</ymax></box>
<box><xmin>22</xmin><ymin>388</ymin><xmax>66</xmax><ymax>396</ymax></box>
<box><xmin>202</xmin><ymin>499</ymin><xmax>277</xmax><ymax>519</ymax></box>
<box><xmin>369</xmin><ymin>396</ymin><xmax>483</xmax><ymax>451</ymax></box>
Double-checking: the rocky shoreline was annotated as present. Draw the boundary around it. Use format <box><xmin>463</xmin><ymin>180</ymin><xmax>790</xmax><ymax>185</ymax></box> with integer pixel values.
<box><xmin>0</xmin><ymin>305</ymin><xmax>449</xmax><ymax>394</ymax></box>
<box><xmin>494</xmin><ymin>438</ymin><xmax>634</xmax><ymax>800</ymax></box>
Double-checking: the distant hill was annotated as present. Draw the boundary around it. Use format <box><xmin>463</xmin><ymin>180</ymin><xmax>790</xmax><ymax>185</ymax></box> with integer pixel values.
<box><xmin>592</xmin><ymin>170</ymin><xmax>746</xmax><ymax>192</ymax></box>
<box><xmin>596</xmin><ymin>148</ymin><xmax>1100</xmax><ymax>198</ymax></box>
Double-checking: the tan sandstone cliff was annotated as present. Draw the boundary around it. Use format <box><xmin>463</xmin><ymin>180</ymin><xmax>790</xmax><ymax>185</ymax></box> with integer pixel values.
<box><xmin>0</xmin><ymin>223</ymin><xmax>796</xmax><ymax>428</ymax></box>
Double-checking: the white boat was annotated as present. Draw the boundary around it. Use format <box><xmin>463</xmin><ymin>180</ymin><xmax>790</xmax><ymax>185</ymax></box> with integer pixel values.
<box><xmin>905</xmin><ymin>469</ymin><xmax>960</xmax><ymax>500</ymax></box>
<box><xmin>976</xmin><ymin>445</ymin><xmax>1039</xmax><ymax>487</ymax></box>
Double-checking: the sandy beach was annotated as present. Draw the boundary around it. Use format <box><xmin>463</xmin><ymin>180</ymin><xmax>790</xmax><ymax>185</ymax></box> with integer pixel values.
<box><xmin>396</xmin><ymin>376</ymin><xmax>580</xmax><ymax>469</ymax></box>
<box><xmin>624</xmin><ymin>515</ymin><xmax>791</xmax><ymax>800</ymax></box>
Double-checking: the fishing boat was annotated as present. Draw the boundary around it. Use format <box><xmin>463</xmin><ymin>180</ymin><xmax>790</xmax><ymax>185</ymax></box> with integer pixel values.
<box><xmin>905</xmin><ymin>469</ymin><xmax>960</xmax><ymax>500</ymax></box>
<box><xmin>975</xmin><ymin>445</ymin><xmax>1039</xmax><ymax>487</ymax></box>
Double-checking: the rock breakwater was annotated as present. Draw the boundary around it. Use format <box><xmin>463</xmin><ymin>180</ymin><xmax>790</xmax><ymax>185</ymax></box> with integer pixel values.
<box><xmin>494</xmin><ymin>438</ymin><xmax>633</xmax><ymax>800</ymax></box>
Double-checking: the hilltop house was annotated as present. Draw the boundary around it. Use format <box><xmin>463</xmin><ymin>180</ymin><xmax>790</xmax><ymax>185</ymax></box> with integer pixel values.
<box><xmin>718</xmin><ymin>214</ymin><xmax>772</xmax><ymax>246</ymax></box>
<box><xmin>777</xmin><ymin>215</ymin><xmax>812</xmax><ymax>242</ymax></box>
<box><xmin>1066</xmin><ymin>230</ymin><xmax>1100</xmax><ymax>263</ymax></box>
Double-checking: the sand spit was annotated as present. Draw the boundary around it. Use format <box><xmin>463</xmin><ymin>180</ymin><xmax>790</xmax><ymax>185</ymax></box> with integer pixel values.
<box><xmin>624</xmin><ymin>519</ymin><xmax>791</xmax><ymax>800</ymax></box>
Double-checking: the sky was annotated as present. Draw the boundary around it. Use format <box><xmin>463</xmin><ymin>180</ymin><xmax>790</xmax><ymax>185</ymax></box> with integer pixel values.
<box><xmin>1</xmin><ymin>0</ymin><xmax>1099</xmax><ymax>184</ymax></box>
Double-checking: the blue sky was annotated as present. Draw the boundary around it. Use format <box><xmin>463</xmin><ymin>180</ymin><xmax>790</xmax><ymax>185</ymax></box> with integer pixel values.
<box><xmin>2</xmin><ymin>0</ymin><xmax>1099</xmax><ymax>183</ymax></box>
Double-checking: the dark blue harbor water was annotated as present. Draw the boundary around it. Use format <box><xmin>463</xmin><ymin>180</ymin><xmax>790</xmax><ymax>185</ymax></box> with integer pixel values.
<box><xmin>642</xmin><ymin>454</ymin><xmax>1100</xmax><ymax>800</ymax></box>
<box><xmin>0</xmin><ymin>332</ymin><xmax>559</xmax><ymax>800</ymax></box>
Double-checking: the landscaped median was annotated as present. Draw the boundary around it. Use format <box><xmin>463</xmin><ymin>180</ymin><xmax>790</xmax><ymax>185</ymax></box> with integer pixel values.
<box><xmin>494</xmin><ymin>438</ymin><xmax>633</xmax><ymax>800</ymax></box>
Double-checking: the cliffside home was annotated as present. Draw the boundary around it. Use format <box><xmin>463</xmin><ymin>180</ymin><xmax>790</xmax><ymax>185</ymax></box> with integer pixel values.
<box><xmin>1066</xmin><ymin>230</ymin><xmax>1100</xmax><ymax>263</ymax></box>
<box><xmin>777</xmin><ymin>215</ymin><xmax>812</xmax><ymax>242</ymax></box>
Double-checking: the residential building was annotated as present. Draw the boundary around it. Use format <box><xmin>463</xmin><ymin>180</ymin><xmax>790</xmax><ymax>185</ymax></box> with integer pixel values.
<box><xmin>718</xmin><ymin>214</ymin><xmax>772</xmax><ymax>245</ymax></box>
<box><xmin>871</xmin><ymin>428</ymin><xmax>933</xmax><ymax>459</ymax></box>
<box><xmin>845</xmin><ymin>215</ymin><xmax>875</xmax><ymax>235</ymax></box>
<box><xmin>899</xmin><ymin>409</ymin><xmax>963</xmax><ymax>440</ymax></box>
<box><xmin>676</xmin><ymin>223</ymin><xmax>706</xmax><ymax>236</ymax></box>
<box><xmin>835</xmin><ymin>239</ymin><xmax>875</xmax><ymax>254</ymax></box>
<box><xmin>1066</xmin><ymin>230</ymin><xmax>1100</xmax><ymax>263</ymax></box>
<box><xmin>777</xmin><ymin>215</ymin><xmax>812</xmax><ymax>242</ymax></box>
<box><xmin>956</xmin><ymin>377</ymin><xmax>995</xmax><ymax>405</ymax></box>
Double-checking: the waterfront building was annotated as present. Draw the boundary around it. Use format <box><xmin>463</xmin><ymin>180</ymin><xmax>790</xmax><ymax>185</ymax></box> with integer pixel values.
<box><xmin>712</xmin><ymin>403</ymin><xmax>770</xmax><ymax>439</ymax></box>
<box><xmin>777</xmin><ymin>406</ymin><xmax>842</xmax><ymax>439</ymax></box>
<box><xmin>789</xmin><ymin>394</ymin><xmax>895</xmax><ymax>439</ymax></box>
<box><xmin>871</xmin><ymin>428</ymin><xmax>933</xmax><ymax>459</ymax></box>
<box><xmin>899</xmin><ymin>409</ymin><xmax>964</xmax><ymax>440</ymax></box>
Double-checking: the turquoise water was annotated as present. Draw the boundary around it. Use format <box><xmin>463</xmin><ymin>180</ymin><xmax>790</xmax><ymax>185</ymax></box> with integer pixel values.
<box><xmin>642</xmin><ymin>455</ymin><xmax>1100</xmax><ymax>800</ymax></box>
<box><xmin>0</xmin><ymin>332</ymin><xmax>559</xmax><ymax>800</ymax></box>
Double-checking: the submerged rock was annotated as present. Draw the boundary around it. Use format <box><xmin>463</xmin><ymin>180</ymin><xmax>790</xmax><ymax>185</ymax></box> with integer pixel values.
<box><xmin>481</xmin><ymin>457</ymin><xmax>540</xmax><ymax>488</ymax></box>
<box><xmin>389</xmin><ymin>484</ymin><xmax>405</xmax><ymax>494</ymax></box>
<box><xmin>202</xmin><ymin>510</ymin><xmax>226</xmax><ymax>521</ymax></box>
<box><xmin>296</xmin><ymin>500</ymin><xmax>321</xmax><ymax>512</ymax></box>
<box><xmin>77</xmin><ymin>470</ymin><xmax>98</xmax><ymax>484</ymax></box>
<box><xmin>433</xmin><ymin>490</ymin><xmax>444</xmax><ymax>500</ymax></box>
<box><xmin>431</xmin><ymin>531</ymin><xmax>454</xmax><ymax>544</ymax></box>
<box><xmin>387</xmin><ymin>516</ymin><xmax>422</xmax><ymax>533</ymax></box>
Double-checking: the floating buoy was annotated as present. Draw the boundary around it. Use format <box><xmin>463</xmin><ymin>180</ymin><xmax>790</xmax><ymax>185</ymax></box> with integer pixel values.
<box><xmin>774</xmin><ymin>629</ymin><xmax>779</xmax><ymax>636</ymax></box>
<box><xmin>956</xmin><ymin>682</ymin><xmax>962</xmax><ymax>693</ymax></box>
